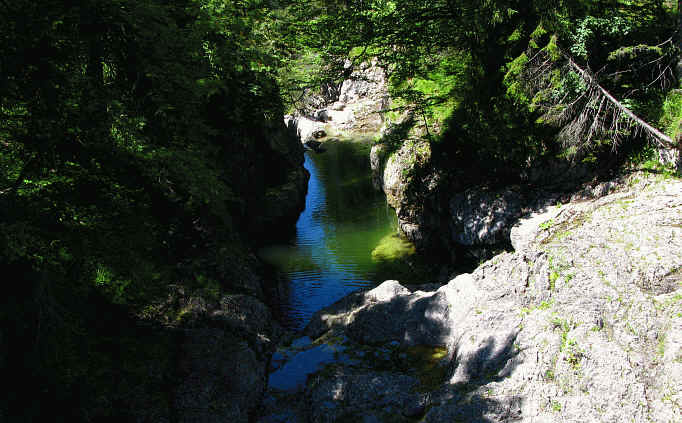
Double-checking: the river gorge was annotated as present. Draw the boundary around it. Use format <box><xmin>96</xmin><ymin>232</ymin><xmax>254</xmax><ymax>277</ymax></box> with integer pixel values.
<box><xmin>259</xmin><ymin>138</ymin><xmax>428</xmax><ymax>330</ymax></box>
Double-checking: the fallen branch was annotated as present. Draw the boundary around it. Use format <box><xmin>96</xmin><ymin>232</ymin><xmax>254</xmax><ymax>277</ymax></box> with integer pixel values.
<box><xmin>563</xmin><ymin>53</ymin><xmax>675</xmax><ymax>149</ymax></box>
<box><xmin>520</xmin><ymin>42</ymin><xmax>677</xmax><ymax>154</ymax></box>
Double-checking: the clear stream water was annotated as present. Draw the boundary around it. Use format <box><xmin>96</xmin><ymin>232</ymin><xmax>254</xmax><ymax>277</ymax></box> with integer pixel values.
<box><xmin>258</xmin><ymin>138</ymin><xmax>421</xmax><ymax>331</ymax></box>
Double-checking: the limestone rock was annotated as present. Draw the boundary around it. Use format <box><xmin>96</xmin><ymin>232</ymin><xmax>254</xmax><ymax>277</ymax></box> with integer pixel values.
<box><xmin>272</xmin><ymin>174</ymin><xmax>682</xmax><ymax>423</ymax></box>
<box><xmin>315</xmin><ymin>109</ymin><xmax>331</xmax><ymax>122</ymax></box>
<box><xmin>370</xmin><ymin>144</ymin><xmax>387</xmax><ymax>189</ymax></box>
<box><xmin>175</xmin><ymin>289</ymin><xmax>283</xmax><ymax>422</ymax></box>
<box><xmin>339</xmin><ymin>61</ymin><xmax>387</xmax><ymax>104</ymax></box>
<box><xmin>306</xmin><ymin>370</ymin><xmax>419</xmax><ymax>423</ymax></box>
<box><xmin>303</xmin><ymin>140</ymin><xmax>326</xmax><ymax>153</ymax></box>
<box><xmin>261</xmin><ymin>167</ymin><xmax>309</xmax><ymax>230</ymax></box>
<box><xmin>330</xmin><ymin>102</ymin><xmax>345</xmax><ymax>111</ymax></box>
<box><xmin>245</xmin><ymin>116</ymin><xmax>309</xmax><ymax>239</ymax></box>
<box><xmin>287</xmin><ymin>59</ymin><xmax>389</xmax><ymax>138</ymax></box>
<box><xmin>510</xmin><ymin>204</ymin><xmax>563</xmax><ymax>252</ymax></box>
<box><xmin>373</xmin><ymin>142</ymin><xmax>641</xmax><ymax>260</ymax></box>
<box><xmin>284</xmin><ymin>115</ymin><xmax>325</xmax><ymax>143</ymax></box>
<box><xmin>449</xmin><ymin>189</ymin><xmax>523</xmax><ymax>246</ymax></box>
<box><xmin>379</xmin><ymin>139</ymin><xmax>442</xmax><ymax>250</ymax></box>
<box><xmin>176</xmin><ymin>330</ymin><xmax>266</xmax><ymax>423</ymax></box>
<box><xmin>658</xmin><ymin>145</ymin><xmax>681</xmax><ymax>170</ymax></box>
<box><xmin>312</xmin><ymin>129</ymin><xmax>327</xmax><ymax>139</ymax></box>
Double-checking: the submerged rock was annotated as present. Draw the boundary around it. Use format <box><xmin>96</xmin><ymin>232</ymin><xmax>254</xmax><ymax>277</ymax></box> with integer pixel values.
<box><xmin>371</xmin><ymin>234</ymin><xmax>416</xmax><ymax>262</ymax></box>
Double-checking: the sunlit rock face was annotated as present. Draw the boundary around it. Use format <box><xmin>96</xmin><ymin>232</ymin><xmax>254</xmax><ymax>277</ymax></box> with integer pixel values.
<box><xmin>256</xmin><ymin>173</ymin><xmax>682</xmax><ymax>423</ymax></box>
<box><xmin>285</xmin><ymin>114</ymin><xmax>326</xmax><ymax>143</ymax></box>
<box><xmin>285</xmin><ymin>59</ymin><xmax>390</xmax><ymax>145</ymax></box>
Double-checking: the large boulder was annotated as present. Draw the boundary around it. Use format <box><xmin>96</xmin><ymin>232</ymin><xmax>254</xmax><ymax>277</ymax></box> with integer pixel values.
<box><xmin>267</xmin><ymin>173</ymin><xmax>682</xmax><ymax>423</ymax></box>
<box><xmin>380</xmin><ymin>139</ymin><xmax>446</xmax><ymax>251</ymax></box>
<box><xmin>175</xmin><ymin>290</ymin><xmax>285</xmax><ymax>423</ymax></box>
<box><xmin>312</xmin><ymin>129</ymin><xmax>327</xmax><ymax>139</ymax></box>
<box><xmin>176</xmin><ymin>329</ymin><xmax>267</xmax><ymax>423</ymax></box>
<box><xmin>284</xmin><ymin>115</ymin><xmax>326</xmax><ymax>143</ymax></box>
<box><xmin>449</xmin><ymin>188</ymin><xmax>524</xmax><ymax>246</ymax></box>
<box><xmin>315</xmin><ymin>109</ymin><xmax>331</xmax><ymax>122</ymax></box>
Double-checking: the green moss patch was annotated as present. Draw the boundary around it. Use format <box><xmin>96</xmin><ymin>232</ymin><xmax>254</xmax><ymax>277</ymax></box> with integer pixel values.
<box><xmin>371</xmin><ymin>234</ymin><xmax>416</xmax><ymax>262</ymax></box>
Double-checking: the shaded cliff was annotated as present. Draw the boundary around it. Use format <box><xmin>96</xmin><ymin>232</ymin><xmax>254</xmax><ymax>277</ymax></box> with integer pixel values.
<box><xmin>0</xmin><ymin>116</ymin><xmax>308</xmax><ymax>422</ymax></box>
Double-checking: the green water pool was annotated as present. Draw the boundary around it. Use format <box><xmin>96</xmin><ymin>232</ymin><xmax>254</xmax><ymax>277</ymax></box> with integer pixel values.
<box><xmin>259</xmin><ymin>138</ymin><xmax>425</xmax><ymax>329</ymax></box>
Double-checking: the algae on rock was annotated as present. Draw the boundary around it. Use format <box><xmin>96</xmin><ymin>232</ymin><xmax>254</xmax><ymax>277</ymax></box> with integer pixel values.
<box><xmin>371</xmin><ymin>234</ymin><xmax>416</xmax><ymax>262</ymax></box>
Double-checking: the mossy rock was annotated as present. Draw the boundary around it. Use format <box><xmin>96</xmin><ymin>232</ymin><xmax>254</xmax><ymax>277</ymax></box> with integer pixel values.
<box><xmin>371</xmin><ymin>234</ymin><xmax>416</xmax><ymax>262</ymax></box>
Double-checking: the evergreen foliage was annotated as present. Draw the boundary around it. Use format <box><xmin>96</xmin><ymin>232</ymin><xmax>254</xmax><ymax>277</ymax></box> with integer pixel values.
<box><xmin>0</xmin><ymin>0</ymin><xmax>295</xmax><ymax>419</ymax></box>
<box><xmin>284</xmin><ymin>0</ymin><xmax>679</xmax><ymax>170</ymax></box>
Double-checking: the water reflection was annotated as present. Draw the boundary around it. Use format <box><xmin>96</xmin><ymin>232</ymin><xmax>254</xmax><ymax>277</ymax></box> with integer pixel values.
<box><xmin>259</xmin><ymin>139</ymin><xmax>408</xmax><ymax>330</ymax></box>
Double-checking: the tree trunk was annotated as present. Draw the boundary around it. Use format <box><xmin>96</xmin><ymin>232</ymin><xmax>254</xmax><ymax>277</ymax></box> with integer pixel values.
<box><xmin>80</xmin><ymin>3</ymin><xmax>109</xmax><ymax>147</ymax></box>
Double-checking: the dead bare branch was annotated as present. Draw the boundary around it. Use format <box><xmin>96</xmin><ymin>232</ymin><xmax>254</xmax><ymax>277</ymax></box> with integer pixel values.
<box><xmin>518</xmin><ymin>44</ymin><xmax>676</xmax><ymax>155</ymax></box>
<box><xmin>565</xmin><ymin>53</ymin><xmax>674</xmax><ymax>148</ymax></box>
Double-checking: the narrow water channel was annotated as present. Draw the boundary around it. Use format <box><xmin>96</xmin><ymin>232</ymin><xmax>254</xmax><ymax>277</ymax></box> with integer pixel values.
<box><xmin>259</xmin><ymin>138</ymin><xmax>419</xmax><ymax>330</ymax></box>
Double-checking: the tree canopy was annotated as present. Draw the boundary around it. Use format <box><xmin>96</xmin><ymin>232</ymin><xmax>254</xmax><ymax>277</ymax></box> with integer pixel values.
<box><xmin>281</xmin><ymin>0</ymin><xmax>679</xmax><ymax>168</ymax></box>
